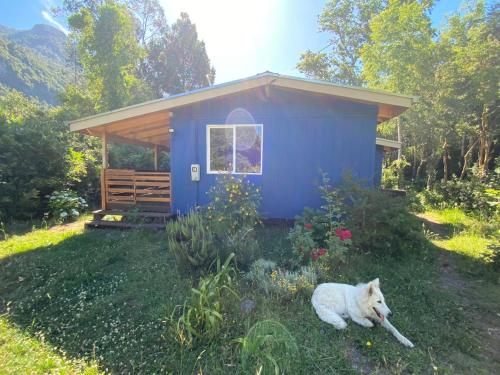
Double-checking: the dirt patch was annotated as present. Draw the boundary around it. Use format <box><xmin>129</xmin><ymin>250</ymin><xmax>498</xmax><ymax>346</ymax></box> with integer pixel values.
<box><xmin>346</xmin><ymin>343</ymin><xmax>373</xmax><ymax>374</ymax></box>
<box><xmin>48</xmin><ymin>220</ymin><xmax>85</xmax><ymax>233</ymax></box>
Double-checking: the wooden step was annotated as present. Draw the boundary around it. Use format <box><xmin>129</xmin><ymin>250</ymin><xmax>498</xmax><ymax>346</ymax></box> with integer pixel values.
<box><xmin>85</xmin><ymin>220</ymin><xmax>167</xmax><ymax>230</ymax></box>
<box><xmin>92</xmin><ymin>209</ymin><xmax>173</xmax><ymax>219</ymax></box>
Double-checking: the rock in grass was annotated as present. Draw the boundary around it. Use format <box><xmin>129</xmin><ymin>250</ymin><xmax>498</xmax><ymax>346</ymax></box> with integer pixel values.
<box><xmin>240</xmin><ymin>299</ymin><xmax>256</xmax><ymax>314</ymax></box>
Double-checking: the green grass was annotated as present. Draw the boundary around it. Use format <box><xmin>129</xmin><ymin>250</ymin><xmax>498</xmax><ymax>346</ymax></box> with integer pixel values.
<box><xmin>0</xmin><ymin>214</ymin><xmax>499</xmax><ymax>374</ymax></box>
<box><xmin>423</xmin><ymin>208</ymin><xmax>499</xmax><ymax>277</ymax></box>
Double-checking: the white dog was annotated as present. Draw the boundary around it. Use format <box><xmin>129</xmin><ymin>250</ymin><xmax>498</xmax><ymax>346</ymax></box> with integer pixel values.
<box><xmin>311</xmin><ymin>278</ymin><xmax>414</xmax><ymax>348</ymax></box>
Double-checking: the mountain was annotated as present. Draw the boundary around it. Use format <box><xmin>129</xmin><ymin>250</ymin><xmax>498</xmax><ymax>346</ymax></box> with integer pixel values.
<box><xmin>0</xmin><ymin>24</ymin><xmax>72</xmax><ymax>105</ymax></box>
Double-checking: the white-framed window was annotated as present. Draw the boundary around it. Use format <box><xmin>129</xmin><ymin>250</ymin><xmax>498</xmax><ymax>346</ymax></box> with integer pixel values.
<box><xmin>206</xmin><ymin>124</ymin><xmax>263</xmax><ymax>175</ymax></box>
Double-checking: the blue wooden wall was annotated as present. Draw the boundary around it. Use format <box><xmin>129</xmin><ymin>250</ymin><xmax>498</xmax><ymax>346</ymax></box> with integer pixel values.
<box><xmin>374</xmin><ymin>146</ymin><xmax>385</xmax><ymax>186</ymax></box>
<box><xmin>170</xmin><ymin>86</ymin><xmax>379</xmax><ymax>219</ymax></box>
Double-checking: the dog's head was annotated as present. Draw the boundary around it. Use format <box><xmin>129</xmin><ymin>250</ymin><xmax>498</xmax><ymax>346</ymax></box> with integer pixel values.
<box><xmin>361</xmin><ymin>278</ymin><xmax>392</xmax><ymax>322</ymax></box>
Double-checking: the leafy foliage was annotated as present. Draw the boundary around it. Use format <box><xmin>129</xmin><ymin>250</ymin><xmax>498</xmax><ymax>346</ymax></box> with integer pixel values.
<box><xmin>421</xmin><ymin>175</ymin><xmax>500</xmax><ymax>217</ymax></box>
<box><xmin>166</xmin><ymin>211</ymin><xmax>216</xmax><ymax>270</ymax></box>
<box><xmin>207</xmin><ymin>175</ymin><xmax>262</xmax><ymax>266</ymax></box>
<box><xmin>245</xmin><ymin>259</ymin><xmax>318</xmax><ymax>301</ymax></box>
<box><xmin>0</xmin><ymin>91</ymin><xmax>97</xmax><ymax>220</ymax></box>
<box><xmin>236</xmin><ymin>320</ymin><xmax>299</xmax><ymax>375</ymax></box>
<box><xmin>142</xmin><ymin>12</ymin><xmax>215</xmax><ymax>96</ymax></box>
<box><xmin>288</xmin><ymin>174</ymin><xmax>353</xmax><ymax>269</ymax></box>
<box><xmin>68</xmin><ymin>3</ymin><xmax>148</xmax><ymax>111</ymax></box>
<box><xmin>171</xmin><ymin>254</ymin><xmax>238</xmax><ymax>348</ymax></box>
<box><xmin>297</xmin><ymin>0</ymin><xmax>386</xmax><ymax>85</ymax></box>
<box><xmin>47</xmin><ymin>189</ymin><xmax>88</xmax><ymax>222</ymax></box>
<box><xmin>339</xmin><ymin>177</ymin><xmax>425</xmax><ymax>257</ymax></box>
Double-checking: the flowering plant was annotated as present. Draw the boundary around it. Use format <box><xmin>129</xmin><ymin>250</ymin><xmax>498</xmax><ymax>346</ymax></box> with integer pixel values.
<box><xmin>206</xmin><ymin>175</ymin><xmax>261</xmax><ymax>233</ymax></box>
<box><xmin>288</xmin><ymin>174</ymin><xmax>353</xmax><ymax>270</ymax></box>
<box><xmin>47</xmin><ymin>189</ymin><xmax>88</xmax><ymax>222</ymax></box>
<box><xmin>206</xmin><ymin>175</ymin><xmax>262</xmax><ymax>266</ymax></box>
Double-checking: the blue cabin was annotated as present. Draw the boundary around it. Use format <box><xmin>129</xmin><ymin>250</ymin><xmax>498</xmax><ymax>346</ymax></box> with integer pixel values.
<box><xmin>69</xmin><ymin>73</ymin><xmax>413</xmax><ymax>225</ymax></box>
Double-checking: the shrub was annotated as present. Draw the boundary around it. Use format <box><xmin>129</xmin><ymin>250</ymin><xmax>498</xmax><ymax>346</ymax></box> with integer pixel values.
<box><xmin>288</xmin><ymin>174</ymin><xmax>353</xmax><ymax>268</ymax></box>
<box><xmin>435</xmin><ymin>177</ymin><xmax>499</xmax><ymax>217</ymax></box>
<box><xmin>235</xmin><ymin>320</ymin><xmax>299</xmax><ymax>375</ymax></box>
<box><xmin>482</xmin><ymin>243</ymin><xmax>500</xmax><ymax>271</ymax></box>
<box><xmin>166</xmin><ymin>211</ymin><xmax>216</xmax><ymax>270</ymax></box>
<box><xmin>217</xmin><ymin>225</ymin><xmax>261</xmax><ymax>268</ymax></box>
<box><xmin>47</xmin><ymin>189</ymin><xmax>88</xmax><ymax>222</ymax></box>
<box><xmin>207</xmin><ymin>175</ymin><xmax>262</xmax><ymax>266</ymax></box>
<box><xmin>171</xmin><ymin>254</ymin><xmax>238</xmax><ymax>348</ymax></box>
<box><xmin>287</xmin><ymin>224</ymin><xmax>317</xmax><ymax>266</ymax></box>
<box><xmin>416</xmin><ymin>173</ymin><xmax>500</xmax><ymax>218</ymax></box>
<box><xmin>206</xmin><ymin>174</ymin><xmax>261</xmax><ymax>233</ymax></box>
<box><xmin>292</xmin><ymin>207</ymin><xmax>330</xmax><ymax>245</ymax></box>
<box><xmin>245</xmin><ymin>259</ymin><xmax>317</xmax><ymax>300</ymax></box>
<box><xmin>339</xmin><ymin>178</ymin><xmax>425</xmax><ymax>257</ymax></box>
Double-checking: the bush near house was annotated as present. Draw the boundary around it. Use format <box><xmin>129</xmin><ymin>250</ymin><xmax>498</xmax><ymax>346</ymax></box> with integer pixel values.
<box><xmin>338</xmin><ymin>177</ymin><xmax>425</xmax><ymax>257</ymax></box>
<box><xmin>166</xmin><ymin>175</ymin><xmax>262</xmax><ymax>271</ymax></box>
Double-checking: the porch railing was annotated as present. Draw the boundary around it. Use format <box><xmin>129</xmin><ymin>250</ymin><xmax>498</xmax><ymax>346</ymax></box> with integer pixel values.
<box><xmin>101</xmin><ymin>169</ymin><xmax>171</xmax><ymax>211</ymax></box>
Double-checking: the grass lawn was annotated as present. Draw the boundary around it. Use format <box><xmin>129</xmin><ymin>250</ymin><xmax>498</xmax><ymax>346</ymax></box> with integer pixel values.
<box><xmin>1</xmin><ymin>210</ymin><xmax>499</xmax><ymax>374</ymax></box>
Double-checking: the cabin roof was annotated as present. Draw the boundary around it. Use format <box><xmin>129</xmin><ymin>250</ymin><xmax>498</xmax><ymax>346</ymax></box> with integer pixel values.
<box><xmin>69</xmin><ymin>72</ymin><xmax>416</xmax><ymax>134</ymax></box>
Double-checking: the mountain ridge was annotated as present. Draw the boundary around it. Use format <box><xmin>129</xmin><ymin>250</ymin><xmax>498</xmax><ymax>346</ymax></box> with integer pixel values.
<box><xmin>0</xmin><ymin>23</ymin><xmax>72</xmax><ymax>105</ymax></box>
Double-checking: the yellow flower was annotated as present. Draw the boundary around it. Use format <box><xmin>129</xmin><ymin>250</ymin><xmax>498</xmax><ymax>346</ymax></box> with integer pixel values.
<box><xmin>366</xmin><ymin>341</ymin><xmax>372</xmax><ymax>348</ymax></box>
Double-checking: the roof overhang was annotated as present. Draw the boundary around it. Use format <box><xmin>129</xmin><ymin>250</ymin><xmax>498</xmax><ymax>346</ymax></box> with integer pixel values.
<box><xmin>376</xmin><ymin>137</ymin><xmax>402</xmax><ymax>152</ymax></box>
<box><xmin>69</xmin><ymin>73</ymin><xmax>416</xmax><ymax>143</ymax></box>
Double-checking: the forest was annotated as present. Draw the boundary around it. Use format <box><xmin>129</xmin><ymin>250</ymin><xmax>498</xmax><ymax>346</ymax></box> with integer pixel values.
<box><xmin>0</xmin><ymin>0</ymin><xmax>498</xmax><ymax>222</ymax></box>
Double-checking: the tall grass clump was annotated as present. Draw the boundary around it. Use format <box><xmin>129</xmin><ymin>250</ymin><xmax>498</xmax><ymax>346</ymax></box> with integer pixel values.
<box><xmin>235</xmin><ymin>320</ymin><xmax>299</xmax><ymax>375</ymax></box>
<box><xmin>171</xmin><ymin>254</ymin><xmax>238</xmax><ymax>348</ymax></box>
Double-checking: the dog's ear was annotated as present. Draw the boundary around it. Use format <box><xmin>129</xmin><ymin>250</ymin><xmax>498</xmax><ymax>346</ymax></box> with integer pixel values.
<box><xmin>372</xmin><ymin>278</ymin><xmax>380</xmax><ymax>288</ymax></box>
<box><xmin>367</xmin><ymin>283</ymin><xmax>374</xmax><ymax>296</ymax></box>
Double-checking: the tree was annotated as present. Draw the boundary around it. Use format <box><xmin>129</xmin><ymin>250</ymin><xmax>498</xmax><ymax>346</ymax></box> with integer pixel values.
<box><xmin>360</xmin><ymin>0</ymin><xmax>445</xmax><ymax>187</ymax></box>
<box><xmin>437</xmin><ymin>1</ymin><xmax>499</xmax><ymax>178</ymax></box>
<box><xmin>142</xmin><ymin>13</ymin><xmax>215</xmax><ymax>96</ymax></box>
<box><xmin>68</xmin><ymin>3</ymin><xmax>147</xmax><ymax>110</ymax></box>
<box><xmin>297</xmin><ymin>0</ymin><xmax>386</xmax><ymax>85</ymax></box>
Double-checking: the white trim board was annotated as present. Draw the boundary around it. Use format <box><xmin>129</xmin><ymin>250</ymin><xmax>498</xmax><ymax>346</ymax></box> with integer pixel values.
<box><xmin>69</xmin><ymin>72</ymin><xmax>416</xmax><ymax>132</ymax></box>
<box><xmin>376</xmin><ymin>138</ymin><xmax>402</xmax><ymax>151</ymax></box>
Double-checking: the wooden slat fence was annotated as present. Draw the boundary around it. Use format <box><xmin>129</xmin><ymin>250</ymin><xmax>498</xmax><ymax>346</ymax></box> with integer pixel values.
<box><xmin>102</xmin><ymin>169</ymin><xmax>171</xmax><ymax>211</ymax></box>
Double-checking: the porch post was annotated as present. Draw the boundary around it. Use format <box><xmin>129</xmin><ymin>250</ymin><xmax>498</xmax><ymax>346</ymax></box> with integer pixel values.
<box><xmin>101</xmin><ymin>132</ymin><xmax>108</xmax><ymax>210</ymax></box>
<box><xmin>102</xmin><ymin>131</ymin><xmax>108</xmax><ymax>168</ymax></box>
<box><xmin>153</xmin><ymin>144</ymin><xmax>159</xmax><ymax>171</ymax></box>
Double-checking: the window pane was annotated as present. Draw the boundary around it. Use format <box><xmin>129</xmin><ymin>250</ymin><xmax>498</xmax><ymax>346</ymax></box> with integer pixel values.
<box><xmin>235</xmin><ymin>126</ymin><xmax>262</xmax><ymax>173</ymax></box>
<box><xmin>209</xmin><ymin>127</ymin><xmax>233</xmax><ymax>172</ymax></box>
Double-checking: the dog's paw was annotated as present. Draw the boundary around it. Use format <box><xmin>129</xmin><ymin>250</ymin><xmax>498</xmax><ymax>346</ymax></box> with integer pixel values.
<box><xmin>400</xmin><ymin>337</ymin><xmax>414</xmax><ymax>348</ymax></box>
<box><xmin>365</xmin><ymin>320</ymin><xmax>374</xmax><ymax>328</ymax></box>
<box><xmin>334</xmin><ymin>321</ymin><xmax>348</xmax><ymax>330</ymax></box>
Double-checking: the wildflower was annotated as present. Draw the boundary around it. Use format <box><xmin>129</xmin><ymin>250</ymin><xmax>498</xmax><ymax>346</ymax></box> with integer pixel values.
<box><xmin>335</xmin><ymin>228</ymin><xmax>352</xmax><ymax>241</ymax></box>
<box><xmin>318</xmin><ymin>248</ymin><xmax>327</xmax><ymax>256</ymax></box>
<box><xmin>366</xmin><ymin>340</ymin><xmax>372</xmax><ymax>348</ymax></box>
<box><xmin>304</xmin><ymin>223</ymin><xmax>313</xmax><ymax>231</ymax></box>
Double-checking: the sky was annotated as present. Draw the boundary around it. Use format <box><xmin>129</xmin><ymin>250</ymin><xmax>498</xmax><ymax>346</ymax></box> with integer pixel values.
<box><xmin>0</xmin><ymin>0</ymin><xmax>485</xmax><ymax>84</ymax></box>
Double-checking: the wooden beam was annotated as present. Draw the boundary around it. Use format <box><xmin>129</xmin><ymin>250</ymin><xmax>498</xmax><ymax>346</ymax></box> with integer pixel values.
<box><xmin>119</xmin><ymin>126</ymin><xmax>170</xmax><ymax>140</ymax></box>
<box><xmin>100</xmin><ymin>169</ymin><xmax>107</xmax><ymax>210</ymax></box>
<box><xmin>102</xmin><ymin>132</ymin><xmax>108</xmax><ymax>168</ymax></box>
<box><xmin>153</xmin><ymin>144</ymin><xmax>159</xmax><ymax>170</ymax></box>
<box><xmin>116</xmin><ymin>122</ymin><xmax>169</xmax><ymax>136</ymax></box>
<box><xmin>92</xmin><ymin>110</ymin><xmax>171</xmax><ymax>134</ymax></box>
<box><xmin>106</xmin><ymin>133</ymin><xmax>167</xmax><ymax>150</ymax></box>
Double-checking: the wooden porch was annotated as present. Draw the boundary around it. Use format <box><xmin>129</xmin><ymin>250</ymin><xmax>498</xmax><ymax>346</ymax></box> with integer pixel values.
<box><xmin>87</xmin><ymin>168</ymin><xmax>173</xmax><ymax>229</ymax></box>
<box><xmin>73</xmin><ymin>108</ymin><xmax>174</xmax><ymax>229</ymax></box>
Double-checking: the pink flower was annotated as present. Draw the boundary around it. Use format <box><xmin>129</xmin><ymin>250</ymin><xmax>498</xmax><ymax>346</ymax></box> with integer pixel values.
<box><xmin>335</xmin><ymin>228</ymin><xmax>352</xmax><ymax>241</ymax></box>
<box><xmin>304</xmin><ymin>223</ymin><xmax>313</xmax><ymax>231</ymax></box>
<box><xmin>318</xmin><ymin>248</ymin><xmax>327</xmax><ymax>256</ymax></box>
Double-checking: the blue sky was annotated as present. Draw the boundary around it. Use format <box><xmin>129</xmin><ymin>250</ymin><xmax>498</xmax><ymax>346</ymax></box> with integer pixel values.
<box><xmin>0</xmin><ymin>0</ymin><xmax>481</xmax><ymax>83</ymax></box>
